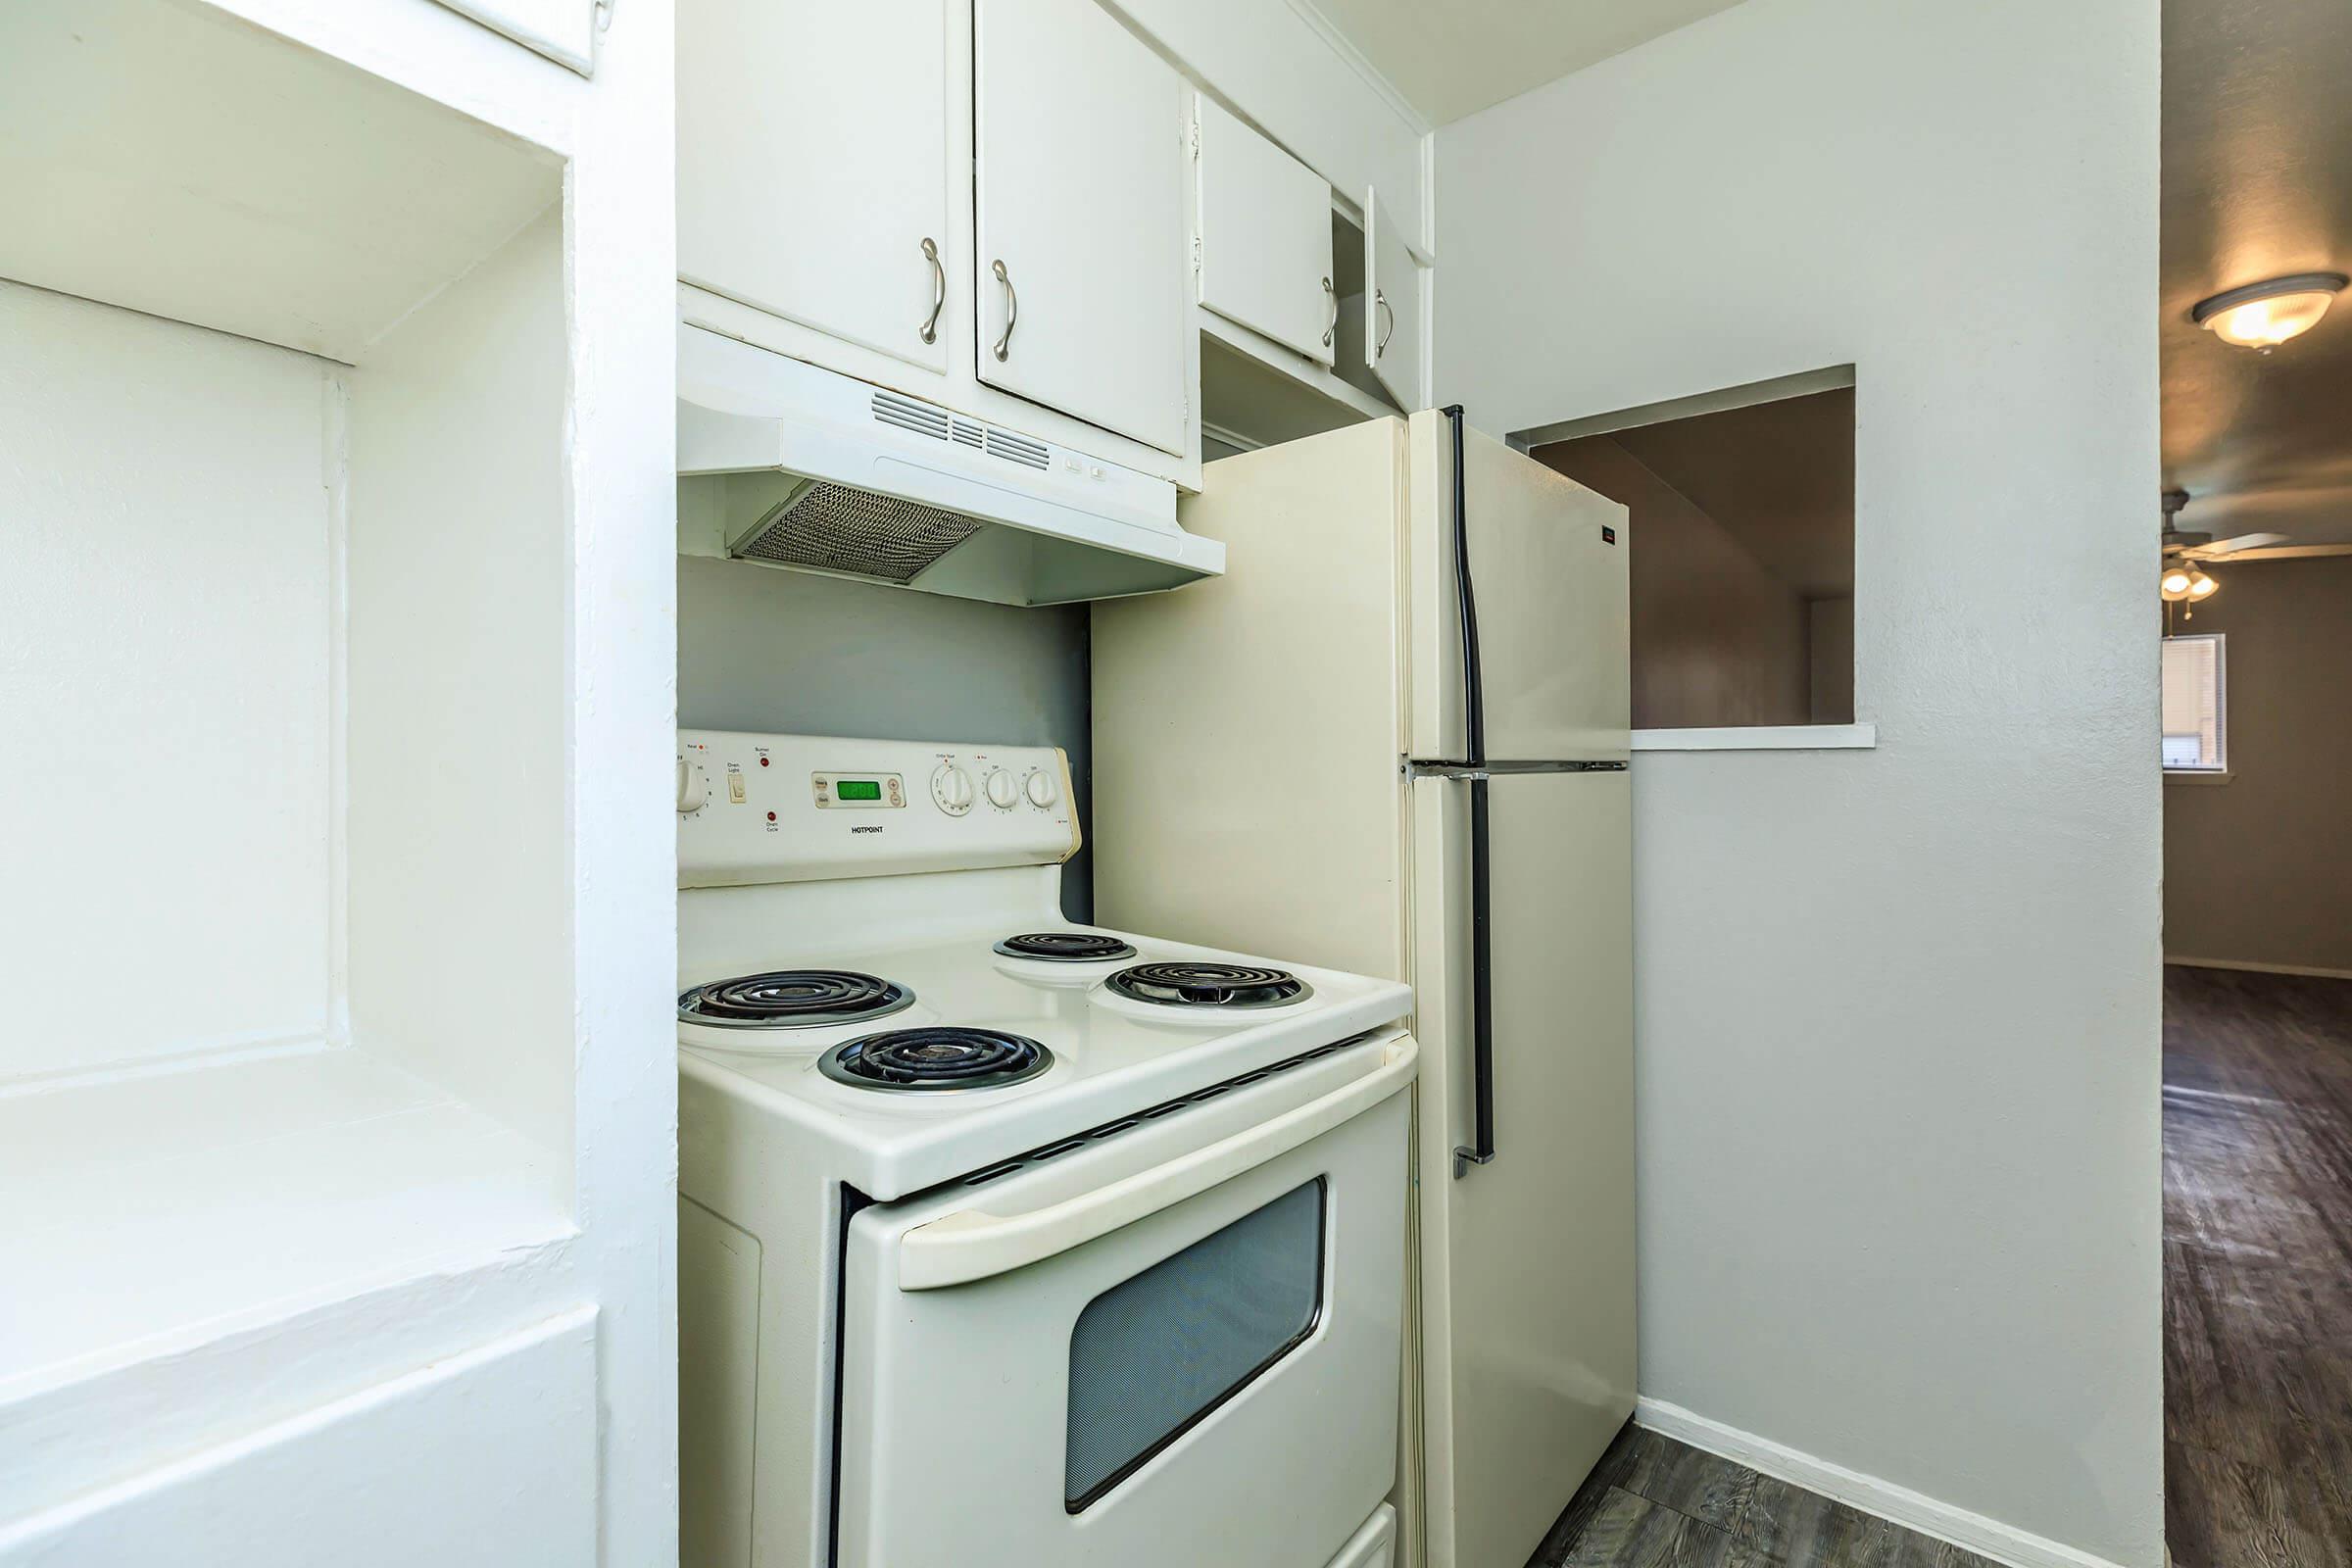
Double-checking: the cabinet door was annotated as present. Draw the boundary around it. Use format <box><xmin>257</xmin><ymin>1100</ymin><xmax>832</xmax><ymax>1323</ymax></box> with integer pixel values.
<box><xmin>975</xmin><ymin>0</ymin><xmax>1190</xmax><ymax>455</ymax></box>
<box><xmin>432</xmin><ymin>0</ymin><xmax>600</xmax><ymax>74</ymax></box>
<box><xmin>677</xmin><ymin>0</ymin><xmax>951</xmax><ymax>373</ymax></box>
<box><xmin>1197</xmin><ymin>97</ymin><xmax>1336</xmax><ymax>366</ymax></box>
<box><xmin>1363</xmin><ymin>186</ymin><xmax>1425</xmax><ymax>412</ymax></box>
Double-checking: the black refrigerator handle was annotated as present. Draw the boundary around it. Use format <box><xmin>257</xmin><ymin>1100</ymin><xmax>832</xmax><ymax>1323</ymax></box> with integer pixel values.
<box><xmin>1443</xmin><ymin>405</ymin><xmax>1497</xmax><ymax>1180</ymax></box>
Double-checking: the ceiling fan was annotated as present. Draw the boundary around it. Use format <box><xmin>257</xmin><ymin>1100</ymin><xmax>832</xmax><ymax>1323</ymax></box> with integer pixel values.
<box><xmin>2160</xmin><ymin>488</ymin><xmax>2289</xmax><ymax>563</ymax></box>
<box><xmin>2159</xmin><ymin>489</ymin><xmax>2286</xmax><ymax>619</ymax></box>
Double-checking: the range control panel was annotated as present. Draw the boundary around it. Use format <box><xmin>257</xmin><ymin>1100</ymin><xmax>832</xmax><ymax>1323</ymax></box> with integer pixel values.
<box><xmin>677</xmin><ymin>730</ymin><xmax>1080</xmax><ymax>889</ymax></box>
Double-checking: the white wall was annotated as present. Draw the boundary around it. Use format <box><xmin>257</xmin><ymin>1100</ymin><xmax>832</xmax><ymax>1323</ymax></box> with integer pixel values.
<box><xmin>0</xmin><ymin>281</ymin><xmax>334</xmax><ymax>1084</ymax></box>
<box><xmin>348</xmin><ymin>206</ymin><xmax>572</xmax><ymax>1183</ymax></box>
<box><xmin>0</xmin><ymin>2</ymin><xmax>681</xmax><ymax>1561</ymax></box>
<box><xmin>1437</xmin><ymin>2</ymin><xmax>2164</xmax><ymax>1563</ymax></box>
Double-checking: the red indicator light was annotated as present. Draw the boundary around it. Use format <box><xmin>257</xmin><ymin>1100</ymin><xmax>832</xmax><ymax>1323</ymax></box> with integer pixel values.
<box><xmin>759</xmin><ymin>757</ymin><xmax>769</xmax><ymax>766</ymax></box>
<box><xmin>766</xmin><ymin>811</ymin><xmax>777</xmax><ymax>822</ymax></box>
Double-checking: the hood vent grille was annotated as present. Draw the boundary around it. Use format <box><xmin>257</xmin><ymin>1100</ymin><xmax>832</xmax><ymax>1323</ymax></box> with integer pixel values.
<box><xmin>735</xmin><ymin>481</ymin><xmax>983</xmax><ymax>585</ymax></box>
<box><xmin>870</xmin><ymin>390</ymin><xmax>951</xmax><ymax>443</ymax></box>
<box><xmin>985</xmin><ymin>427</ymin><xmax>1051</xmax><ymax>470</ymax></box>
<box><xmin>870</xmin><ymin>389</ymin><xmax>1050</xmax><ymax>470</ymax></box>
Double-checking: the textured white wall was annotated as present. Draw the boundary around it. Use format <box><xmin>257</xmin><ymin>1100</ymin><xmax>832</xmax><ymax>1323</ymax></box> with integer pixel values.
<box><xmin>1437</xmin><ymin>1</ymin><xmax>2164</xmax><ymax>1562</ymax></box>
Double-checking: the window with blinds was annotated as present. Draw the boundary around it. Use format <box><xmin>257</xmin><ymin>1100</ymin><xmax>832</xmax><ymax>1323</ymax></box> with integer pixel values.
<box><xmin>2161</xmin><ymin>634</ymin><xmax>2226</xmax><ymax>771</ymax></box>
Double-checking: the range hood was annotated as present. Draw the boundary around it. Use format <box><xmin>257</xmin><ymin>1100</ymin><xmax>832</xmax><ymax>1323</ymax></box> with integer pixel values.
<box><xmin>677</xmin><ymin>325</ymin><xmax>1223</xmax><ymax>607</ymax></box>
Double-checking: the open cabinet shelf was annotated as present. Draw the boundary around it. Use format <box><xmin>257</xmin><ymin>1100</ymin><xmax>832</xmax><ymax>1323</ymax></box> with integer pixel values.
<box><xmin>0</xmin><ymin>1049</ymin><xmax>573</xmax><ymax>1411</ymax></box>
<box><xmin>0</xmin><ymin>0</ymin><xmax>585</xmax><ymax>1416</ymax></box>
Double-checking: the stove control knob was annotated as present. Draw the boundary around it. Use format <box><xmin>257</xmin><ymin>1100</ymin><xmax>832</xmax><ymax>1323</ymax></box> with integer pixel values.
<box><xmin>1024</xmin><ymin>769</ymin><xmax>1057</xmax><ymax>808</ymax></box>
<box><xmin>676</xmin><ymin>756</ymin><xmax>710</xmax><ymax>814</ymax></box>
<box><xmin>931</xmin><ymin>762</ymin><xmax>974</xmax><ymax>816</ymax></box>
<box><xmin>983</xmin><ymin>767</ymin><xmax>1019</xmax><ymax>810</ymax></box>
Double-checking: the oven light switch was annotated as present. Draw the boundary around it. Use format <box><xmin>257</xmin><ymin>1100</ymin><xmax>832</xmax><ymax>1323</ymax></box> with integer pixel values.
<box><xmin>727</xmin><ymin>772</ymin><xmax>748</xmax><ymax>805</ymax></box>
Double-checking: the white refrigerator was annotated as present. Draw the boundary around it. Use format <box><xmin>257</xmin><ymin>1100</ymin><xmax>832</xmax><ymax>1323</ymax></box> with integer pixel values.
<box><xmin>1091</xmin><ymin>410</ymin><xmax>1635</xmax><ymax>1568</ymax></box>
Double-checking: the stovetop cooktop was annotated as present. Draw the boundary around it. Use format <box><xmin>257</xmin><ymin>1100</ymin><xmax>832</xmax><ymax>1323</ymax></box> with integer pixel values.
<box><xmin>675</xmin><ymin>922</ymin><xmax>1412</xmax><ymax>1198</ymax></box>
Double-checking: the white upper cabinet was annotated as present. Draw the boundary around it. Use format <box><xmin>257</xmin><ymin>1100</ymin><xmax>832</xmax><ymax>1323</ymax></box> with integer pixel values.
<box><xmin>975</xmin><ymin>0</ymin><xmax>1191</xmax><ymax>456</ymax></box>
<box><xmin>432</xmin><ymin>0</ymin><xmax>602</xmax><ymax>74</ymax></box>
<box><xmin>1363</xmin><ymin>185</ymin><xmax>1426</xmax><ymax>411</ymax></box>
<box><xmin>677</xmin><ymin>0</ymin><xmax>952</xmax><ymax>373</ymax></box>
<box><xmin>1196</xmin><ymin>96</ymin><xmax>1337</xmax><ymax>367</ymax></box>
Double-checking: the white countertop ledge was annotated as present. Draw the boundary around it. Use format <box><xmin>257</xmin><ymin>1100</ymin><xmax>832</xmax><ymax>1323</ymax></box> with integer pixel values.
<box><xmin>0</xmin><ymin>1045</ymin><xmax>574</xmax><ymax>1403</ymax></box>
<box><xmin>1633</xmin><ymin>723</ymin><xmax>1879</xmax><ymax>752</ymax></box>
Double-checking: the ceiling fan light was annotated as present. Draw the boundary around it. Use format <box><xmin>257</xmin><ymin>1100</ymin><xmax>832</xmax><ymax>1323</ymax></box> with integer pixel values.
<box><xmin>2187</xmin><ymin>567</ymin><xmax>2220</xmax><ymax>600</ymax></box>
<box><xmin>2160</xmin><ymin>564</ymin><xmax>2193</xmax><ymax>597</ymax></box>
<box><xmin>2192</xmin><ymin>272</ymin><xmax>2349</xmax><ymax>349</ymax></box>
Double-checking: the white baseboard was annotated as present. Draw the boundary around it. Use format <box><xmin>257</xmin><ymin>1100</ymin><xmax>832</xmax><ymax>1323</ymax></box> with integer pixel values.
<box><xmin>1634</xmin><ymin>1398</ymin><xmax>2135</xmax><ymax>1568</ymax></box>
<box><xmin>2165</xmin><ymin>956</ymin><xmax>2352</xmax><ymax>981</ymax></box>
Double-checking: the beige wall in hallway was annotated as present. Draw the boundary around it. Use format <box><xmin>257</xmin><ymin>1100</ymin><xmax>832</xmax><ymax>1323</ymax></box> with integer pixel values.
<box><xmin>1808</xmin><ymin>595</ymin><xmax>1853</xmax><ymax>723</ymax></box>
<box><xmin>1536</xmin><ymin>436</ymin><xmax>1811</xmax><ymax>727</ymax></box>
<box><xmin>2164</xmin><ymin>557</ymin><xmax>2352</xmax><ymax>973</ymax></box>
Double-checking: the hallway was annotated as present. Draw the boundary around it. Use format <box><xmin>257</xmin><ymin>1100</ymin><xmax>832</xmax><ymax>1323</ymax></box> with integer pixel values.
<box><xmin>2163</xmin><ymin>964</ymin><xmax>2352</xmax><ymax>1563</ymax></box>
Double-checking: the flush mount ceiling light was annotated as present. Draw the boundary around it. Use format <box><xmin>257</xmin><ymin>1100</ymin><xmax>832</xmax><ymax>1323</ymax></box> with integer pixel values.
<box><xmin>2191</xmin><ymin>272</ymin><xmax>2350</xmax><ymax>351</ymax></box>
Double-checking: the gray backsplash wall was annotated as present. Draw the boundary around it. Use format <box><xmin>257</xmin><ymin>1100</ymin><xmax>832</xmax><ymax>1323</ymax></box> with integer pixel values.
<box><xmin>676</xmin><ymin>554</ymin><xmax>1093</xmax><ymax>920</ymax></box>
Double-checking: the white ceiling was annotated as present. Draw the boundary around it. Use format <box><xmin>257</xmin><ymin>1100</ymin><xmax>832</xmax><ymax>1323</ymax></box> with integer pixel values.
<box><xmin>1304</xmin><ymin>0</ymin><xmax>1745</xmax><ymax>125</ymax></box>
<box><xmin>2163</xmin><ymin>0</ymin><xmax>2352</xmax><ymax>548</ymax></box>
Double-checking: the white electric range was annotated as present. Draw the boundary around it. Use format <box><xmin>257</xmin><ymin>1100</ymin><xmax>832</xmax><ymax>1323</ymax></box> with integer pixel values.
<box><xmin>674</xmin><ymin>731</ymin><xmax>1416</xmax><ymax>1568</ymax></box>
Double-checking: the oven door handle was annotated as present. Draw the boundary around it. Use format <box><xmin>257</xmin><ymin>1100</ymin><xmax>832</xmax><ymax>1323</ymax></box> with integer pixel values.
<box><xmin>897</xmin><ymin>1034</ymin><xmax>1418</xmax><ymax>1291</ymax></box>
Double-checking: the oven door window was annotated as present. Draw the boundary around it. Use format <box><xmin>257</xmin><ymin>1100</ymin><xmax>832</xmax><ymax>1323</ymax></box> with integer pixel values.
<box><xmin>1064</xmin><ymin>1177</ymin><xmax>1326</xmax><ymax>1511</ymax></box>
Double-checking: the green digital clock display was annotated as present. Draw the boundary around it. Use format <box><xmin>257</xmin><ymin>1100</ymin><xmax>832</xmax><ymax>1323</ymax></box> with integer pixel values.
<box><xmin>835</xmin><ymin>779</ymin><xmax>883</xmax><ymax>802</ymax></box>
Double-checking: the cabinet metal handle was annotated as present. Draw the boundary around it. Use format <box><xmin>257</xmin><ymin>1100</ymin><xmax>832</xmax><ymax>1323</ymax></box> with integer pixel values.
<box><xmin>1375</xmin><ymin>287</ymin><xmax>1395</xmax><ymax>358</ymax></box>
<box><xmin>991</xmin><ymin>259</ymin><xmax>1017</xmax><ymax>361</ymax></box>
<box><xmin>1322</xmin><ymin>276</ymin><xmax>1336</xmax><ymax>348</ymax></box>
<box><xmin>919</xmin><ymin>237</ymin><xmax>944</xmax><ymax>345</ymax></box>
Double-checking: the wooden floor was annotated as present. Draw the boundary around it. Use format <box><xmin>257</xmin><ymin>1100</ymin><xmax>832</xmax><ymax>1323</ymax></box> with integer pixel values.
<box><xmin>1528</xmin><ymin>1424</ymin><xmax>2001</xmax><ymax>1567</ymax></box>
<box><xmin>2163</xmin><ymin>963</ymin><xmax>2352</xmax><ymax>1566</ymax></box>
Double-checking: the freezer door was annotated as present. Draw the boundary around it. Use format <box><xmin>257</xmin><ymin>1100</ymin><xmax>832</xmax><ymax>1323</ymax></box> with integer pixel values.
<box><xmin>1405</xmin><ymin>767</ymin><xmax>1635</xmax><ymax>1568</ymax></box>
<box><xmin>1404</xmin><ymin>412</ymin><xmax>1629</xmax><ymax>763</ymax></box>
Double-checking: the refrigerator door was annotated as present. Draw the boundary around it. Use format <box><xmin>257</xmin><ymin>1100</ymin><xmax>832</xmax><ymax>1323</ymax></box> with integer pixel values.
<box><xmin>1403</xmin><ymin>412</ymin><xmax>1629</xmax><ymax>763</ymax></box>
<box><xmin>1406</xmin><ymin>767</ymin><xmax>1636</xmax><ymax>1568</ymax></box>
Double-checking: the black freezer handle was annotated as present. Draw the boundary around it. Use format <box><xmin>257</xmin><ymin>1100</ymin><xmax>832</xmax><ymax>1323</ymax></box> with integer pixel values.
<box><xmin>1444</xmin><ymin>405</ymin><xmax>1496</xmax><ymax>1179</ymax></box>
<box><xmin>1411</xmin><ymin>412</ymin><xmax>1627</xmax><ymax>1175</ymax></box>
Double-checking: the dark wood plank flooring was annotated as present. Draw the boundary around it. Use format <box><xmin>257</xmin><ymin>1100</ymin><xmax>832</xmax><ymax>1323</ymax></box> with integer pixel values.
<box><xmin>2163</xmin><ymin>963</ymin><xmax>2352</xmax><ymax>1566</ymax></box>
<box><xmin>1528</xmin><ymin>1424</ymin><xmax>2002</xmax><ymax>1567</ymax></box>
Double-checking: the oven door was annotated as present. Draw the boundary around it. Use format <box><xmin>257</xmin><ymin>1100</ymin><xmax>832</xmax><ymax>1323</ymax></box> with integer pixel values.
<box><xmin>835</xmin><ymin>1030</ymin><xmax>1416</xmax><ymax>1568</ymax></box>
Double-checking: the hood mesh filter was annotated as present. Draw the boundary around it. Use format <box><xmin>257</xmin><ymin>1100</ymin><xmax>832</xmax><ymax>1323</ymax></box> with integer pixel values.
<box><xmin>735</xmin><ymin>481</ymin><xmax>983</xmax><ymax>584</ymax></box>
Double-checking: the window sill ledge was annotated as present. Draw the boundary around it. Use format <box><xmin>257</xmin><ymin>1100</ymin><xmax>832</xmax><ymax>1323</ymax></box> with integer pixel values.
<box><xmin>2164</xmin><ymin>769</ymin><xmax>2231</xmax><ymax>786</ymax></box>
<box><xmin>1632</xmin><ymin>723</ymin><xmax>1877</xmax><ymax>753</ymax></box>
